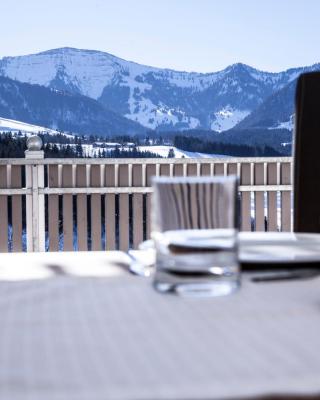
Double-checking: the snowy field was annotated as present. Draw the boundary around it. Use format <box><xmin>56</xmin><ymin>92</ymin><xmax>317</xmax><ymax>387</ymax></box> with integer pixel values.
<box><xmin>123</xmin><ymin>146</ymin><xmax>227</xmax><ymax>159</ymax></box>
<box><xmin>211</xmin><ymin>107</ymin><xmax>250</xmax><ymax>132</ymax></box>
<box><xmin>59</xmin><ymin>144</ymin><xmax>228</xmax><ymax>159</ymax></box>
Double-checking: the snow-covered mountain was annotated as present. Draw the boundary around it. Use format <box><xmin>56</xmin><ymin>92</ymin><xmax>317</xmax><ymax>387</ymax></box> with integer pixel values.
<box><xmin>1</xmin><ymin>47</ymin><xmax>318</xmax><ymax>132</ymax></box>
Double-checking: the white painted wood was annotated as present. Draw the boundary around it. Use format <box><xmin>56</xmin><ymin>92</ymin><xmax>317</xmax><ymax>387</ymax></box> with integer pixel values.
<box><xmin>24</xmin><ymin>150</ymin><xmax>44</xmax><ymax>159</ymax></box>
<box><xmin>142</xmin><ymin>164</ymin><xmax>146</xmax><ymax>187</ymax></box>
<box><xmin>37</xmin><ymin>164</ymin><xmax>45</xmax><ymax>252</ymax></box>
<box><xmin>0</xmin><ymin>189</ymin><xmax>31</xmax><ymax>195</ymax></box>
<box><xmin>25</xmin><ymin>165</ymin><xmax>33</xmax><ymax>252</ymax></box>
<box><xmin>39</xmin><ymin>184</ymin><xmax>291</xmax><ymax>195</ymax></box>
<box><xmin>169</xmin><ymin>163</ymin><xmax>174</xmax><ymax>176</ymax></box>
<box><xmin>250</xmin><ymin>163</ymin><xmax>254</xmax><ymax>186</ymax></box>
<box><xmin>0</xmin><ymin>166</ymin><xmax>8</xmax><ymax>252</ymax></box>
<box><xmin>0</xmin><ymin>156</ymin><xmax>292</xmax><ymax>165</ymax></box>
<box><xmin>1</xmin><ymin>183</ymin><xmax>290</xmax><ymax>195</ymax></box>
<box><xmin>11</xmin><ymin>166</ymin><xmax>22</xmax><ymax>252</ymax></box>
<box><xmin>277</xmin><ymin>162</ymin><xmax>281</xmax><ymax>185</ymax></box>
<box><xmin>32</xmin><ymin>165</ymin><xmax>40</xmax><ymax>251</ymax></box>
<box><xmin>32</xmin><ymin>164</ymin><xmax>45</xmax><ymax>252</ymax></box>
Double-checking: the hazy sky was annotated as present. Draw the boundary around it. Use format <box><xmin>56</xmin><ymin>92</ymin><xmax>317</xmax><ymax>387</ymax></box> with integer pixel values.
<box><xmin>1</xmin><ymin>0</ymin><xmax>320</xmax><ymax>72</ymax></box>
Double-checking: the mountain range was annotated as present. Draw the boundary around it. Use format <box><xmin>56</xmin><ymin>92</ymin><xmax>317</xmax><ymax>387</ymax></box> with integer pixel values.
<box><xmin>0</xmin><ymin>47</ymin><xmax>319</xmax><ymax>136</ymax></box>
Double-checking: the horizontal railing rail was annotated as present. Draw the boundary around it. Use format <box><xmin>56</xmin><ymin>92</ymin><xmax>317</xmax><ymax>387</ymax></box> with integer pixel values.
<box><xmin>0</xmin><ymin>156</ymin><xmax>292</xmax><ymax>165</ymax></box>
<box><xmin>0</xmin><ymin>150</ymin><xmax>293</xmax><ymax>253</ymax></box>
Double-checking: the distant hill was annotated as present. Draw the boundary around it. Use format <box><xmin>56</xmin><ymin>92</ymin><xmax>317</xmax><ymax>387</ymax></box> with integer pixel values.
<box><xmin>234</xmin><ymin>80</ymin><xmax>296</xmax><ymax>131</ymax></box>
<box><xmin>0</xmin><ymin>76</ymin><xmax>146</xmax><ymax>136</ymax></box>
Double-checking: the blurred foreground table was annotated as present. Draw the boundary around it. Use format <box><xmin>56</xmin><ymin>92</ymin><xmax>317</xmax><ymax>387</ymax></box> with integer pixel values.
<box><xmin>0</xmin><ymin>251</ymin><xmax>320</xmax><ymax>400</ymax></box>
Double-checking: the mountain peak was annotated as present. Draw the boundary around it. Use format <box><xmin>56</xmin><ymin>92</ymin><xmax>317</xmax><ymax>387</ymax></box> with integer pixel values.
<box><xmin>37</xmin><ymin>47</ymin><xmax>108</xmax><ymax>56</ymax></box>
<box><xmin>228</xmin><ymin>62</ymin><xmax>250</xmax><ymax>70</ymax></box>
<box><xmin>225</xmin><ymin>62</ymin><xmax>261</xmax><ymax>75</ymax></box>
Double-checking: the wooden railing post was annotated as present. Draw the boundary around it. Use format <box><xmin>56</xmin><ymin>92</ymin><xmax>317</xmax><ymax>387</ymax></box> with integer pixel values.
<box><xmin>25</xmin><ymin>136</ymin><xmax>45</xmax><ymax>252</ymax></box>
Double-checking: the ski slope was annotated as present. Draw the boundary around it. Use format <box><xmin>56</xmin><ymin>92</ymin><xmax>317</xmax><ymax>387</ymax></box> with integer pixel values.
<box><xmin>0</xmin><ymin>117</ymin><xmax>72</xmax><ymax>137</ymax></box>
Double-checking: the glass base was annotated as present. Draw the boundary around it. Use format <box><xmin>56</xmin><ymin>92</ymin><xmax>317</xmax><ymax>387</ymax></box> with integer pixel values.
<box><xmin>152</xmin><ymin>229</ymin><xmax>240</xmax><ymax>297</ymax></box>
<box><xmin>153</xmin><ymin>269</ymin><xmax>240</xmax><ymax>297</ymax></box>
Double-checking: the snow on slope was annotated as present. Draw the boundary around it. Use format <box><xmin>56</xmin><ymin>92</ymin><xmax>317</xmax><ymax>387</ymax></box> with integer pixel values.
<box><xmin>268</xmin><ymin>114</ymin><xmax>294</xmax><ymax>131</ymax></box>
<box><xmin>211</xmin><ymin>107</ymin><xmax>250</xmax><ymax>132</ymax></box>
<box><xmin>2</xmin><ymin>48</ymin><xmax>296</xmax><ymax>99</ymax></box>
<box><xmin>0</xmin><ymin>48</ymin><xmax>220</xmax><ymax>99</ymax></box>
<box><xmin>1</xmin><ymin>48</ymin><xmax>290</xmax><ymax>101</ymax></box>
<box><xmin>0</xmin><ymin>117</ymin><xmax>63</xmax><ymax>135</ymax></box>
<box><xmin>126</xmin><ymin>98</ymin><xmax>200</xmax><ymax>130</ymax></box>
<box><xmin>76</xmin><ymin>144</ymin><xmax>227</xmax><ymax>158</ymax></box>
<box><xmin>137</xmin><ymin>146</ymin><xmax>227</xmax><ymax>158</ymax></box>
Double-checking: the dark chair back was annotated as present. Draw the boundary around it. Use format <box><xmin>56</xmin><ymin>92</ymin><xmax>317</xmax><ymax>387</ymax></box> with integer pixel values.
<box><xmin>294</xmin><ymin>72</ymin><xmax>320</xmax><ymax>232</ymax></box>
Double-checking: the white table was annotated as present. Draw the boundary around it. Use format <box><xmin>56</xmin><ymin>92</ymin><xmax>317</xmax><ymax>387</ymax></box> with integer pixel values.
<box><xmin>0</xmin><ymin>251</ymin><xmax>320</xmax><ymax>400</ymax></box>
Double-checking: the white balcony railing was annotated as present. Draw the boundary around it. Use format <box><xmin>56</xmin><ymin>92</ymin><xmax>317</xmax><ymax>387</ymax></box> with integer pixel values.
<box><xmin>0</xmin><ymin>152</ymin><xmax>292</xmax><ymax>252</ymax></box>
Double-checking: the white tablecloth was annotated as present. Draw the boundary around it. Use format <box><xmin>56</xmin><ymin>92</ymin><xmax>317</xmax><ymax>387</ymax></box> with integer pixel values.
<box><xmin>0</xmin><ymin>251</ymin><xmax>320</xmax><ymax>399</ymax></box>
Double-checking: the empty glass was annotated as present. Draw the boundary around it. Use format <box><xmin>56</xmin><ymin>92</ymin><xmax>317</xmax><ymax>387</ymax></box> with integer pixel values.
<box><xmin>151</xmin><ymin>175</ymin><xmax>240</xmax><ymax>297</ymax></box>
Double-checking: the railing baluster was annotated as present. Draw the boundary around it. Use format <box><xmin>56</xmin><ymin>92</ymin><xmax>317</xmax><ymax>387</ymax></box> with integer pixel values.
<box><xmin>132</xmin><ymin>164</ymin><xmax>143</xmax><ymax>249</ymax></box>
<box><xmin>118</xmin><ymin>164</ymin><xmax>129</xmax><ymax>251</ymax></box>
<box><xmin>105</xmin><ymin>194</ymin><xmax>116</xmax><ymax>251</ymax></box>
<box><xmin>11</xmin><ymin>166</ymin><xmax>22</xmax><ymax>252</ymax></box>
<box><xmin>62</xmin><ymin>165</ymin><xmax>73</xmax><ymax>251</ymax></box>
<box><xmin>76</xmin><ymin>165</ymin><xmax>88</xmax><ymax>251</ymax></box>
<box><xmin>281</xmin><ymin>162</ymin><xmax>292</xmax><ymax>232</ymax></box>
<box><xmin>48</xmin><ymin>165</ymin><xmax>59</xmax><ymax>251</ymax></box>
<box><xmin>119</xmin><ymin>194</ymin><xmax>129</xmax><ymax>251</ymax></box>
<box><xmin>146</xmin><ymin>193</ymin><xmax>152</xmax><ymax>240</ymax></box>
<box><xmin>183</xmin><ymin>163</ymin><xmax>187</xmax><ymax>177</ymax></box>
<box><xmin>90</xmin><ymin>165</ymin><xmax>102</xmax><ymax>251</ymax></box>
<box><xmin>105</xmin><ymin>164</ymin><xmax>116</xmax><ymax>250</ymax></box>
<box><xmin>267</xmin><ymin>163</ymin><xmax>278</xmax><ymax>231</ymax></box>
<box><xmin>254</xmin><ymin>163</ymin><xmax>265</xmax><ymax>231</ymax></box>
<box><xmin>0</xmin><ymin>165</ymin><xmax>8</xmax><ymax>252</ymax></box>
<box><xmin>241</xmin><ymin>163</ymin><xmax>251</xmax><ymax>231</ymax></box>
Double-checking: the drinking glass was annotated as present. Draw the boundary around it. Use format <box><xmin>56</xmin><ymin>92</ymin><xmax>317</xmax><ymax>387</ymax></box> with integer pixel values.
<box><xmin>151</xmin><ymin>175</ymin><xmax>240</xmax><ymax>296</ymax></box>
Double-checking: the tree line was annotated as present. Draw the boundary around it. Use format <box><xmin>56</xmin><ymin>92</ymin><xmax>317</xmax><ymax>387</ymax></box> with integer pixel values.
<box><xmin>0</xmin><ymin>131</ymin><xmax>283</xmax><ymax>159</ymax></box>
<box><xmin>0</xmin><ymin>132</ymin><xmax>164</xmax><ymax>158</ymax></box>
<box><xmin>173</xmin><ymin>135</ymin><xmax>283</xmax><ymax>157</ymax></box>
